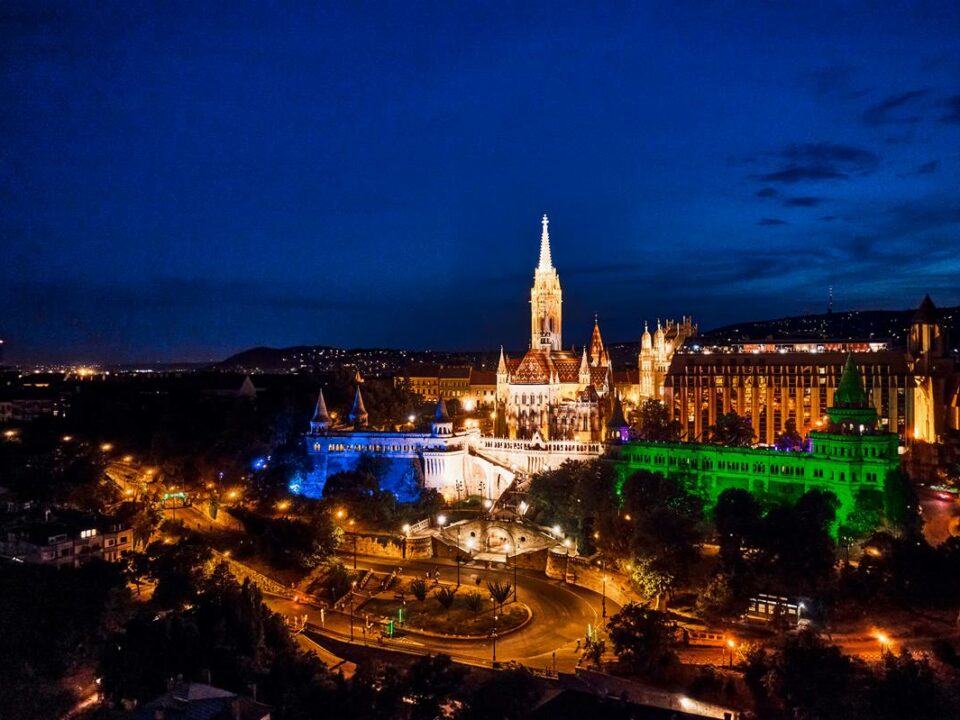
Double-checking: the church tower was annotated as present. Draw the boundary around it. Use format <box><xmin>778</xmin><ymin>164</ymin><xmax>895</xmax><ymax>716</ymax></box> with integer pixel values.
<box><xmin>530</xmin><ymin>214</ymin><xmax>562</xmax><ymax>352</ymax></box>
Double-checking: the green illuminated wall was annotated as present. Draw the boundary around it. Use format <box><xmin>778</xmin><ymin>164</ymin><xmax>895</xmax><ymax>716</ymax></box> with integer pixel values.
<box><xmin>613</xmin><ymin>355</ymin><xmax>905</xmax><ymax>537</ymax></box>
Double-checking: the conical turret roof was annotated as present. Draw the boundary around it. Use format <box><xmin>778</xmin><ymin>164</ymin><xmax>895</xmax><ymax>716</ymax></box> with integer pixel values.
<box><xmin>834</xmin><ymin>354</ymin><xmax>868</xmax><ymax>407</ymax></box>
<box><xmin>349</xmin><ymin>386</ymin><xmax>368</xmax><ymax>426</ymax></box>
<box><xmin>434</xmin><ymin>395</ymin><xmax>451</xmax><ymax>422</ymax></box>
<box><xmin>606</xmin><ymin>393</ymin><xmax>628</xmax><ymax>429</ymax></box>
<box><xmin>311</xmin><ymin>389</ymin><xmax>331</xmax><ymax>425</ymax></box>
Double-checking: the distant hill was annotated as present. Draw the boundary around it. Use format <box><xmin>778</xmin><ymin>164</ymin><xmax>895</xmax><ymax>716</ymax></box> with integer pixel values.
<box><xmin>216</xmin><ymin>345</ymin><xmax>500</xmax><ymax>376</ymax></box>
<box><xmin>698</xmin><ymin>304</ymin><xmax>960</xmax><ymax>349</ymax></box>
<box><xmin>218</xmin><ymin>303</ymin><xmax>960</xmax><ymax>375</ymax></box>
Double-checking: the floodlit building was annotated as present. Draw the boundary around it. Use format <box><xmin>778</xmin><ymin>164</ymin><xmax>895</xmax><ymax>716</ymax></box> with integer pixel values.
<box><xmin>0</xmin><ymin>509</ymin><xmax>132</xmax><ymax>565</ymax></box>
<box><xmin>615</xmin><ymin>356</ymin><xmax>903</xmax><ymax>534</ymax></box>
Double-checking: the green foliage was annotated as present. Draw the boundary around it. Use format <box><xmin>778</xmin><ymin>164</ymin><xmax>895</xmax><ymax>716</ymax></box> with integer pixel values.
<box><xmin>636</xmin><ymin>399</ymin><xmax>680</xmax><ymax>442</ymax></box>
<box><xmin>143</xmin><ymin>537</ymin><xmax>213</xmax><ymax>608</ymax></box>
<box><xmin>774</xmin><ymin>418</ymin><xmax>806</xmax><ymax>451</ymax></box>
<box><xmin>695</xmin><ymin>571</ymin><xmax>749</xmax><ymax>625</ymax></box>
<box><xmin>326</xmin><ymin>561</ymin><xmax>355</xmax><ymax>602</ymax></box>
<box><xmin>434</xmin><ymin>586</ymin><xmax>457</xmax><ymax>613</ymax></box>
<box><xmin>713</xmin><ymin>488</ymin><xmax>762</xmax><ymax>569</ymax></box>
<box><xmin>460</xmin><ymin>667</ymin><xmax>541</xmax><ymax>720</ymax></box>
<box><xmin>410</xmin><ymin>578</ymin><xmax>428</xmax><ymax>602</ymax></box>
<box><xmin>629</xmin><ymin>555</ymin><xmax>675</xmax><ymax>605</ymax></box>
<box><xmin>708</xmin><ymin>411</ymin><xmax>755</xmax><ymax>446</ymax></box>
<box><xmin>464</xmin><ymin>590</ymin><xmax>484</xmax><ymax>613</ymax></box>
<box><xmin>527</xmin><ymin>459</ymin><xmax>620</xmax><ymax>552</ymax></box>
<box><xmin>395</xmin><ymin>654</ymin><xmax>466</xmax><ymax>720</ymax></box>
<box><xmin>606</xmin><ymin>602</ymin><xmax>677</xmax><ymax>676</ymax></box>
<box><xmin>230</xmin><ymin>506</ymin><xmax>340</xmax><ymax>569</ymax></box>
<box><xmin>621</xmin><ymin>471</ymin><xmax>705</xmax><ymax>585</ymax></box>
<box><xmin>487</xmin><ymin>580</ymin><xmax>512</xmax><ymax>610</ymax></box>
<box><xmin>583</xmin><ymin>637</ymin><xmax>606</xmax><ymax>669</ymax></box>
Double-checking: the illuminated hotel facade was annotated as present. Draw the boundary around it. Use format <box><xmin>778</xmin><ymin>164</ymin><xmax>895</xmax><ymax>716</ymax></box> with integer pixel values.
<box><xmin>662</xmin><ymin>297</ymin><xmax>959</xmax><ymax>455</ymax></box>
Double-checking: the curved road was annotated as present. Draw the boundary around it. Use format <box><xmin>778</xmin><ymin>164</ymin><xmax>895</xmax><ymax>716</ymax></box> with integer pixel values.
<box><xmin>266</xmin><ymin>552</ymin><xmax>617</xmax><ymax>671</ymax></box>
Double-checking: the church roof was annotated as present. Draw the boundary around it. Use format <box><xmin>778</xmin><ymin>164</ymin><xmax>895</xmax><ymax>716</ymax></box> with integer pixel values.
<box><xmin>590</xmin><ymin>318</ymin><xmax>605</xmax><ymax>365</ymax></box>
<box><xmin>509</xmin><ymin>348</ymin><xmax>599</xmax><ymax>384</ymax></box>
<box><xmin>513</xmin><ymin>350</ymin><xmax>553</xmax><ymax>384</ymax></box>
<box><xmin>589</xmin><ymin>366</ymin><xmax>609</xmax><ymax>387</ymax></box>
<box><xmin>914</xmin><ymin>294</ymin><xmax>937</xmax><ymax>324</ymax></box>
<box><xmin>834</xmin><ymin>354</ymin><xmax>868</xmax><ymax>407</ymax></box>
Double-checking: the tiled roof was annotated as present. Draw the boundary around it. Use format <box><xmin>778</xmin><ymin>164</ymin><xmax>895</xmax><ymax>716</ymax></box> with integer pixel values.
<box><xmin>470</xmin><ymin>370</ymin><xmax>497</xmax><ymax>385</ymax></box>
<box><xmin>590</xmin><ymin>367</ymin><xmax>609</xmax><ymax>386</ymax></box>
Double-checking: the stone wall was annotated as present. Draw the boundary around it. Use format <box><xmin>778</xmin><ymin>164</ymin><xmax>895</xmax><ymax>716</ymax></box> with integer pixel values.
<box><xmin>546</xmin><ymin>548</ymin><xmax>635</xmax><ymax>607</ymax></box>
<box><xmin>339</xmin><ymin>532</ymin><xmax>405</xmax><ymax>559</ymax></box>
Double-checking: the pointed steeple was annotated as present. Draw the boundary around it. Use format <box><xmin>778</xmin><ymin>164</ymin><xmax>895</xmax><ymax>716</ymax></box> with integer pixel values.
<box><xmin>349</xmin><ymin>386</ymin><xmax>368</xmax><ymax>427</ymax></box>
<box><xmin>834</xmin><ymin>354</ymin><xmax>868</xmax><ymax>407</ymax></box>
<box><xmin>606</xmin><ymin>392</ymin><xmax>628</xmax><ymax>430</ymax></box>
<box><xmin>590</xmin><ymin>316</ymin><xmax>606</xmax><ymax>367</ymax></box>
<box><xmin>497</xmin><ymin>345</ymin><xmax>507</xmax><ymax>374</ymax></box>
<box><xmin>538</xmin><ymin>213</ymin><xmax>553</xmax><ymax>270</ymax></box>
<box><xmin>914</xmin><ymin>294</ymin><xmax>937</xmax><ymax>324</ymax></box>
<box><xmin>310</xmin><ymin>389</ymin><xmax>331</xmax><ymax>432</ymax></box>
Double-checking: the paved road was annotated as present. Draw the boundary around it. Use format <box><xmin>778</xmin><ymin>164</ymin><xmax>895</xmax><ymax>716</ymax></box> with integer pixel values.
<box><xmin>265</xmin><ymin>552</ymin><xmax>616</xmax><ymax>672</ymax></box>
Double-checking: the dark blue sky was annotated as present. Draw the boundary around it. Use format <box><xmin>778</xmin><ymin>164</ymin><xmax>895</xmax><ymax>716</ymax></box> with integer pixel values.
<box><xmin>2</xmin><ymin>1</ymin><xmax>959</xmax><ymax>363</ymax></box>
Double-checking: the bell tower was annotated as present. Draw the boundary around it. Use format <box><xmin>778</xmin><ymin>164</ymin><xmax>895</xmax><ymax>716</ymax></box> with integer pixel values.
<box><xmin>530</xmin><ymin>214</ymin><xmax>563</xmax><ymax>352</ymax></box>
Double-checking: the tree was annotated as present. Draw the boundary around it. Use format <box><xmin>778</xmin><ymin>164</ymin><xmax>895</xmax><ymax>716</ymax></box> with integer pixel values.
<box><xmin>394</xmin><ymin>654</ymin><xmax>465</xmax><ymax>720</ymax></box>
<box><xmin>410</xmin><ymin>578</ymin><xmax>428</xmax><ymax>602</ymax></box>
<box><xmin>130</xmin><ymin>500</ymin><xmax>163</xmax><ymax>549</ymax></box>
<box><xmin>630</xmin><ymin>555</ymin><xmax>675</xmax><ymax>610</ymax></box>
<box><xmin>606</xmin><ymin>603</ymin><xmax>676</xmax><ymax>676</ymax></box>
<box><xmin>695</xmin><ymin>571</ymin><xmax>749</xmax><ymax>625</ymax></box>
<box><xmin>145</xmin><ymin>537</ymin><xmax>212</xmax><ymax>608</ymax></box>
<box><xmin>775</xmin><ymin>418</ymin><xmax>806</xmax><ymax>451</ymax></box>
<box><xmin>713</xmin><ymin>488</ymin><xmax>762</xmax><ymax>569</ymax></box>
<box><xmin>487</xmin><ymin>580</ymin><xmax>512</xmax><ymax>613</ymax></box>
<box><xmin>583</xmin><ymin>638</ymin><xmax>606</xmax><ymax>668</ymax></box>
<box><xmin>636</xmin><ymin>399</ymin><xmax>680</xmax><ymax>442</ymax></box>
<box><xmin>434</xmin><ymin>586</ymin><xmax>457</xmax><ymax>615</ymax></box>
<box><xmin>867</xmin><ymin>649</ymin><xmax>949</xmax><ymax>720</ymax></box>
<box><xmin>461</xmin><ymin>668</ymin><xmax>540</xmax><ymax>720</ymax></box>
<box><xmin>621</xmin><ymin>471</ymin><xmax>705</xmax><ymax>586</ymax></box>
<box><xmin>708</xmin><ymin>411</ymin><xmax>754</xmax><ymax>446</ymax></box>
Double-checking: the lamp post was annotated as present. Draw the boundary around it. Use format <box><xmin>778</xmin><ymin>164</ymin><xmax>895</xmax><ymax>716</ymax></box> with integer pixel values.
<box><xmin>797</xmin><ymin>602</ymin><xmax>805</xmax><ymax>629</ymax></box>
<box><xmin>600</xmin><ymin>557</ymin><xmax>607</xmax><ymax>619</ymax></box>
<box><xmin>456</xmin><ymin>526</ymin><xmax>462</xmax><ymax>587</ymax></box>
<box><xmin>349</xmin><ymin>580</ymin><xmax>356</xmax><ymax>642</ymax></box>
<box><xmin>491</xmin><ymin>597</ymin><xmax>498</xmax><ymax>665</ymax></box>
<box><xmin>563</xmin><ymin>538</ymin><xmax>572</xmax><ymax>581</ymax></box>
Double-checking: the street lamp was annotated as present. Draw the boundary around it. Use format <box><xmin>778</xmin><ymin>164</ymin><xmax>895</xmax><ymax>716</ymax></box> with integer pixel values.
<box><xmin>875</xmin><ymin>631</ymin><xmax>891</xmax><ymax>655</ymax></box>
<box><xmin>563</xmin><ymin>538</ymin><xmax>572</xmax><ymax>581</ymax></box>
<box><xmin>490</xmin><ymin>596</ymin><xmax>499</xmax><ymax>665</ymax></box>
<box><xmin>504</xmin><ymin>542</ymin><xmax>518</xmax><ymax>602</ymax></box>
<box><xmin>349</xmin><ymin>580</ymin><xmax>357</xmax><ymax>641</ymax></box>
<box><xmin>436</xmin><ymin>514</ymin><xmax>447</xmax><ymax>528</ymax></box>
<box><xmin>725</xmin><ymin>638</ymin><xmax>736</xmax><ymax>667</ymax></box>
<box><xmin>797</xmin><ymin>601</ymin><xmax>806</xmax><ymax>629</ymax></box>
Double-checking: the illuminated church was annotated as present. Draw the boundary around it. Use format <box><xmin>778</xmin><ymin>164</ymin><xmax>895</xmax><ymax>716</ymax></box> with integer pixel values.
<box><xmin>494</xmin><ymin>215</ymin><xmax>614</xmax><ymax>441</ymax></box>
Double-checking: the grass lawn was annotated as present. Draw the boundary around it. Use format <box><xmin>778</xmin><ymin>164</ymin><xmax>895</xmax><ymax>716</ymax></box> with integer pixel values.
<box><xmin>361</xmin><ymin>593</ymin><xmax>529</xmax><ymax>636</ymax></box>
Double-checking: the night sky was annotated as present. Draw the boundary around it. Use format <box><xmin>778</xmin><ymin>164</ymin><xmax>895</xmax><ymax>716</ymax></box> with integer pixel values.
<box><xmin>3</xmin><ymin>2</ymin><xmax>959</xmax><ymax>363</ymax></box>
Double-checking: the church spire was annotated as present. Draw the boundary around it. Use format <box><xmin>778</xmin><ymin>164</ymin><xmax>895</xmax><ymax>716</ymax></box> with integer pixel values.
<box><xmin>538</xmin><ymin>213</ymin><xmax>553</xmax><ymax>270</ymax></box>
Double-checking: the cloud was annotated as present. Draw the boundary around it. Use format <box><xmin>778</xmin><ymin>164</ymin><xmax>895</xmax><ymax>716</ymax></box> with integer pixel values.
<box><xmin>755</xmin><ymin>187</ymin><xmax>778</xmax><ymax>198</ymax></box>
<box><xmin>941</xmin><ymin>95</ymin><xmax>960</xmax><ymax>124</ymax></box>
<box><xmin>758</xmin><ymin>217</ymin><xmax>788</xmax><ymax>226</ymax></box>
<box><xmin>898</xmin><ymin>159</ymin><xmax>939</xmax><ymax>177</ymax></box>
<box><xmin>861</xmin><ymin>89</ymin><xmax>929</xmax><ymax>126</ymax></box>
<box><xmin>783</xmin><ymin>196</ymin><xmax>823</xmax><ymax>207</ymax></box>
<box><xmin>755</xmin><ymin>143</ymin><xmax>879</xmax><ymax>183</ymax></box>
<box><xmin>800</xmin><ymin>66</ymin><xmax>868</xmax><ymax>101</ymax></box>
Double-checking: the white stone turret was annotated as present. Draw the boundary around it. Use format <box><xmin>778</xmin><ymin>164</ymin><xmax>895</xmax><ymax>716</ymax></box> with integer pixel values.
<box><xmin>310</xmin><ymin>389</ymin><xmax>331</xmax><ymax>432</ymax></box>
<box><xmin>530</xmin><ymin>214</ymin><xmax>563</xmax><ymax>352</ymax></box>
<box><xmin>431</xmin><ymin>396</ymin><xmax>453</xmax><ymax>436</ymax></box>
<box><xmin>348</xmin><ymin>386</ymin><xmax>368</xmax><ymax>428</ymax></box>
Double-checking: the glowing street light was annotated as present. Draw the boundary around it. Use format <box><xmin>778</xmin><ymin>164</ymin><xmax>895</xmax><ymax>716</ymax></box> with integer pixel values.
<box><xmin>402</xmin><ymin>523</ymin><xmax>411</xmax><ymax>535</ymax></box>
<box><xmin>436</xmin><ymin>514</ymin><xmax>447</xmax><ymax>528</ymax></box>
<box><xmin>552</xmin><ymin>524</ymin><xmax>562</xmax><ymax>537</ymax></box>
<box><xmin>100</xmin><ymin>443</ymin><xmax>113</xmax><ymax>452</ymax></box>
<box><xmin>407</xmin><ymin>414</ymin><xmax>416</xmax><ymax>423</ymax></box>
<box><xmin>61</xmin><ymin>435</ymin><xmax>73</xmax><ymax>442</ymax></box>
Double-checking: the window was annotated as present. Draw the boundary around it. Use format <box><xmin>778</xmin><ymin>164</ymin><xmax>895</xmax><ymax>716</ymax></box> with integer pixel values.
<box><xmin>80</xmin><ymin>529</ymin><xmax>97</xmax><ymax>539</ymax></box>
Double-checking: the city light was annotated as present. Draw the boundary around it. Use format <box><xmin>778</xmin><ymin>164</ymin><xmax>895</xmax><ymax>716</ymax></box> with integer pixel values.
<box><xmin>402</xmin><ymin>523</ymin><xmax>411</xmax><ymax>535</ymax></box>
<box><xmin>436</xmin><ymin>514</ymin><xmax>447</xmax><ymax>527</ymax></box>
<box><xmin>61</xmin><ymin>435</ymin><xmax>73</xmax><ymax>442</ymax></box>
<box><xmin>407</xmin><ymin>414</ymin><xmax>416</xmax><ymax>423</ymax></box>
<box><xmin>3</xmin><ymin>429</ymin><xmax>18</xmax><ymax>439</ymax></box>
<box><xmin>100</xmin><ymin>443</ymin><xmax>113</xmax><ymax>452</ymax></box>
